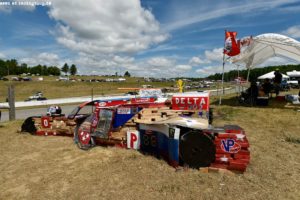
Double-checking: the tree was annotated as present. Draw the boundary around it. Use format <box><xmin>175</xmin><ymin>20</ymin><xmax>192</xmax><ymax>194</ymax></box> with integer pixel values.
<box><xmin>61</xmin><ymin>63</ymin><xmax>69</xmax><ymax>75</ymax></box>
<box><xmin>48</xmin><ymin>66</ymin><xmax>61</xmax><ymax>76</ymax></box>
<box><xmin>70</xmin><ymin>64</ymin><xmax>77</xmax><ymax>75</ymax></box>
<box><xmin>6</xmin><ymin>59</ymin><xmax>18</xmax><ymax>75</ymax></box>
<box><xmin>124</xmin><ymin>71</ymin><xmax>131</xmax><ymax>77</ymax></box>
<box><xmin>0</xmin><ymin>59</ymin><xmax>7</xmax><ymax>76</ymax></box>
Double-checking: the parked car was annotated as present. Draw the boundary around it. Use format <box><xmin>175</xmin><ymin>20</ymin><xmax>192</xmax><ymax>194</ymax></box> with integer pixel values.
<box><xmin>25</xmin><ymin>92</ymin><xmax>47</xmax><ymax>101</ymax></box>
<box><xmin>125</xmin><ymin>91</ymin><xmax>139</xmax><ymax>96</ymax></box>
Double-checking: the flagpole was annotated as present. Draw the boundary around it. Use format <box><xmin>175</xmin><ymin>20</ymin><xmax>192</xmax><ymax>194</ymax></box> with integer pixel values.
<box><xmin>219</xmin><ymin>30</ymin><xmax>226</xmax><ymax>105</ymax></box>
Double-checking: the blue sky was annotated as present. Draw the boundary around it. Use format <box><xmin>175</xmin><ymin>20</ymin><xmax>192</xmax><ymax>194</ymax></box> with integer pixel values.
<box><xmin>0</xmin><ymin>0</ymin><xmax>300</xmax><ymax>77</ymax></box>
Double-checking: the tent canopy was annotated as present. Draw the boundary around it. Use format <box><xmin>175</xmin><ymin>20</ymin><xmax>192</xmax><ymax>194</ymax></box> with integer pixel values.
<box><xmin>287</xmin><ymin>70</ymin><xmax>300</xmax><ymax>77</ymax></box>
<box><xmin>231</xmin><ymin>33</ymin><xmax>300</xmax><ymax>68</ymax></box>
<box><xmin>257</xmin><ymin>71</ymin><xmax>289</xmax><ymax>80</ymax></box>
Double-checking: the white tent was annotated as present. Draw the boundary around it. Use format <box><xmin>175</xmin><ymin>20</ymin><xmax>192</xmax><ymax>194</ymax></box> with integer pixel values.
<box><xmin>287</xmin><ymin>70</ymin><xmax>300</xmax><ymax>78</ymax></box>
<box><xmin>257</xmin><ymin>71</ymin><xmax>289</xmax><ymax>80</ymax></box>
<box><xmin>231</xmin><ymin>33</ymin><xmax>300</xmax><ymax>68</ymax></box>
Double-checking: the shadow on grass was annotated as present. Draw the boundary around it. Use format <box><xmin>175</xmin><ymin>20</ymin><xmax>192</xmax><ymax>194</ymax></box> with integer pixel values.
<box><xmin>285</xmin><ymin>135</ymin><xmax>300</xmax><ymax>144</ymax></box>
<box><xmin>210</xmin><ymin>95</ymin><xmax>298</xmax><ymax>110</ymax></box>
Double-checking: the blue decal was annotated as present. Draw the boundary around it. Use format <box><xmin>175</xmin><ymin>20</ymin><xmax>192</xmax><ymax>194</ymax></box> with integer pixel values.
<box><xmin>221</xmin><ymin>139</ymin><xmax>241</xmax><ymax>153</ymax></box>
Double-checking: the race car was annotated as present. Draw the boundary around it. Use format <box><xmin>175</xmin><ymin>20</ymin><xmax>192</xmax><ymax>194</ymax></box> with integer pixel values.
<box><xmin>21</xmin><ymin>92</ymin><xmax>250</xmax><ymax>172</ymax></box>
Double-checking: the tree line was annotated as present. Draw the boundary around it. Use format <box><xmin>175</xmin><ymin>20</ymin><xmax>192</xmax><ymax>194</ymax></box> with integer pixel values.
<box><xmin>0</xmin><ymin>59</ymin><xmax>78</xmax><ymax>77</ymax></box>
<box><xmin>207</xmin><ymin>64</ymin><xmax>300</xmax><ymax>81</ymax></box>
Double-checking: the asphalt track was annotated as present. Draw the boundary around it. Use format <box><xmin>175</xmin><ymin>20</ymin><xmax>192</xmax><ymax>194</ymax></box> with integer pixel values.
<box><xmin>0</xmin><ymin>87</ymin><xmax>242</xmax><ymax>122</ymax></box>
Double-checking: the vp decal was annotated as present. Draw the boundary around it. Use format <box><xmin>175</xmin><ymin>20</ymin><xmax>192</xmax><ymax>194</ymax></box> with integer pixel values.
<box><xmin>221</xmin><ymin>139</ymin><xmax>241</xmax><ymax>153</ymax></box>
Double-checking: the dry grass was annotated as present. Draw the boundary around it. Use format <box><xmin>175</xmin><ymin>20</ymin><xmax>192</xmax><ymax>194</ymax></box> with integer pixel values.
<box><xmin>1</xmin><ymin>98</ymin><xmax>300</xmax><ymax>200</ymax></box>
<box><xmin>0</xmin><ymin>77</ymin><xmax>173</xmax><ymax>102</ymax></box>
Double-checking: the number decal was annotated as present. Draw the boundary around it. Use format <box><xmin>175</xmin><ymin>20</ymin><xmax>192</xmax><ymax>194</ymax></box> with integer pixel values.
<box><xmin>150</xmin><ymin>135</ymin><xmax>157</xmax><ymax>147</ymax></box>
<box><xmin>143</xmin><ymin>135</ymin><xmax>150</xmax><ymax>146</ymax></box>
<box><xmin>143</xmin><ymin>134</ymin><xmax>157</xmax><ymax>147</ymax></box>
<box><xmin>41</xmin><ymin>117</ymin><xmax>51</xmax><ymax>128</ymax></box>
<box><xmin>43</xmin><ymin>119</ymin><xmax>48</xmax><ymax>127</ymax></box>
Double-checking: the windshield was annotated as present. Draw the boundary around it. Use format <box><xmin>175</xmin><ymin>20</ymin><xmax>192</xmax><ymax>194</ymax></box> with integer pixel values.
<box><xmin>95</xmin><ymin>109</ymin><xmax>113</xmax><ymax>138</ymax></box>
<box><xmin>68</xmin><ymin>105</ymin><xmax>95</xmax><ymax>119</ymax></box>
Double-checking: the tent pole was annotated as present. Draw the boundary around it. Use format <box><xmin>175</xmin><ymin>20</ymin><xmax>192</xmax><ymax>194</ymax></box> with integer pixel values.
<box><xmin>246</xmin><ymin>67</ymin><xmax>251</xmax><ymax>82</ymax></box>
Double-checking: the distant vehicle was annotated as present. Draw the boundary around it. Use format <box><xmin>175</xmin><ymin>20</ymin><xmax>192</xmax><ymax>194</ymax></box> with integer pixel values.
<box><xmin>287</xmin><ymin>70</ymin><xmax>300</xmax><ymax>88</ymax></box>
<box><xmin>22</xmin><ymin>77</ymin><xmax>32</xmax><ymax>81</ymax></box>
<box><xmin>0</xmin><ymin>77</ymin><xmax>8</xmax><ymax>81</ymax></box>
<box><xmin>203</xmin><ymin>80</ymin><xmax>214</xmax><ymax>84</ymax></box>
<box><xmin>125</xmin><ymin>91</ymin><xmax>138</xmax><ymax>96</ymax></box>
<box><xmin>58</xmin><ymin>76</ymin><xmax>69</xmax><ymax>81</ymax></box>
<box><xmin>25</xmin><ymin>92</ymin><xmax>47</xmax><ymax>101</ymax></box>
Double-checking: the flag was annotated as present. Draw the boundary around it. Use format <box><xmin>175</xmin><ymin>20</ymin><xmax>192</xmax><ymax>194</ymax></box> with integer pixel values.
<box><xmin>224</xmin><ymin>31</ymin><xmax>240</xmax><ymax>56</ymax></box>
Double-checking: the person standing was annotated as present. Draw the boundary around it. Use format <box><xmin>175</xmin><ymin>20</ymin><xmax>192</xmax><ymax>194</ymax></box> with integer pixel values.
<box><xmin>274</xmin><ymin>69</ymin><xmax>282</xmax><ymax>96</ymax></box>
<box><xmin>262</xmin><ymin>78</ymin><xmax>272</xmax><ymax>97</ymax></box>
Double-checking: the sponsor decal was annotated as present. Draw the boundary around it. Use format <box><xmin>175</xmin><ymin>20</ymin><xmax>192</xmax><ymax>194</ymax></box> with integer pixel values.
<box><xmin>99</xmin><ymin>102</ymin><xmax>106</xmax><ymax>107</ymax></box>
<box><xmin>117</xmin><ymin>107</ymin><xmax>131</xmax><ymax>114</ymax></box>
<box><xmin>221</xmin><ymin>139</ymin><xmax>241</xmax><ymax>153</ymax></box>
<box><xmin>172</xmin><ymin>96</ymin><xmax>209</xmax><ymax>110</ymax></box>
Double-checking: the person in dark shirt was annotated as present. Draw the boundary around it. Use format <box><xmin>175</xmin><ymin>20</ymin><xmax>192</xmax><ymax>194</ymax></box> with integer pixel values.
<box><xmin>273</xmin><ymin>69</ymin><xmax>282</xmax><ymax>96</ymax></box>
<box><xmin>262</xmin><ymin>78</ymin><xmax>272</xmax><ymax>97</ymax></box>
<box><xmin>244</xmin><ymin>81</ymin><xmax>259</xmax><ymax>105</ymax></box>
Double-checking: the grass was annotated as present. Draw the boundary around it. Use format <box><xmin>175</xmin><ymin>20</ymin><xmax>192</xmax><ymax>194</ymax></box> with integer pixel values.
<box><xmin>0</xmin><ymin>94</ymin><xmax>300</xmax><ymax>199</ymax></box>
<box><xmin>0</xmin><ymin>76</ymin><xmax>174</xmax><ymax>102</ymax></box>
<box><xmin>0</xmin><ymin>75</ymin><xmax>228</xmax><ymax>102</ymax></box>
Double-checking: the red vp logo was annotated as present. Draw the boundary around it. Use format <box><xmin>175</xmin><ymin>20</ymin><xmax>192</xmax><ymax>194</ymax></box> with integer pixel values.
<box><xmin>221</xmin><ymin>139</ymin><xmax>241</xmax><ymax>153</ymax></box>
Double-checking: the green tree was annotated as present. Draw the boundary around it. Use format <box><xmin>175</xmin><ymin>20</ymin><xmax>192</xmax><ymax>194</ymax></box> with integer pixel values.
<box><xmin>0</xmin><ymin>59</ymin><xmax>7</xmax><ymax>76</ymax></box>
<box><xmin>19</xmin><ymin>63</ymin><xmax>28</xmax><ymax>74</ymax></box>
<box><xmin>47</xmin><ymin>66</ymin><xmax>61</xmax><ymax>76</ymax></box>
<box><xmin>124</xmin><ymin>71</ymin><xmax>131</xmax><ymax>77</ymax></box>
<box><xmin>6</xmin><ymin>59</ymin><xmax>18</xmax><ymax>75</ymax></box>
<box><xmin>70</xmin><ymin>64</ymin><xmax>77</xmax><ymax>75</ymax></box>
<box><xmin>61</xmin><ymin>63</ymin><xmax>69</xmax><ymax>75</ymax></box>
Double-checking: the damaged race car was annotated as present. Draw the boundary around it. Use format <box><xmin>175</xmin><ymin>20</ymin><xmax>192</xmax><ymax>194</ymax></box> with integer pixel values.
<box><xmin>21</xmin><ymin>93</ymin><xmax>250</xmax><ymax>172</ymax></box>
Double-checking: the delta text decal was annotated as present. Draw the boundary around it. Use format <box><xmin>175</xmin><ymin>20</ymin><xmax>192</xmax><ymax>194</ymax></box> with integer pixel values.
<box><xmin>172</xmin><ymin>96</ymin><xmax>209</xmax><ymax>110</ymax></box>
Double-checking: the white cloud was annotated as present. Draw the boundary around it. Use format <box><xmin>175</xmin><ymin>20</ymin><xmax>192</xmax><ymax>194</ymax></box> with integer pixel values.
<box><xmin>282</xmin><ymin>25</ymin><xmax>300</xmax><ymax>39</ymax></box>
<box><xmin>204</xmin><ymin>48</ymin><xmax>223</xmax><ymax>62</ymax></box>
<box><xmin>196</xmin><ymin>66</ymin><xmax>222</xmax><ymax>76</ymax></box>
<box><xmin>189</xmin><ymin>56</ymin><xmax>208</xmax><ymax>66</ymax></box>
<box><xmin>175</xmin><ymin>65</ymin><xmax>191</xmax><ymax>71</ymax></box>
<box><xmin>164</xmin><ymin>0</ymin><xmax>297</xmax><ymax>31</ymax></box>
<box><xmin>0</xmin><ymin>52</ymin><xmax>6</xmax><ymax>59</ymax></box>
<box><xmin>20</xmin><ymin>52</ymin><xmax>61</xmax><ymax>66</ymax></box>
<box><xmin>146</xmin><ymin>57</ymin><xmax>175</xmax><ymax>68</ymax></box>
<box><xmin>49</xmin><ymin>0</ymin><xmax>168</xmax><ymax>54</ymax></box>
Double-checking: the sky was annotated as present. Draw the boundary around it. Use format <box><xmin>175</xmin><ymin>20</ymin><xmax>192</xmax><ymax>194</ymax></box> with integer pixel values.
<box><xmin>0</xmin><ymin>0</ymin><xmax>300</xmax><ymax>77</ymax></box>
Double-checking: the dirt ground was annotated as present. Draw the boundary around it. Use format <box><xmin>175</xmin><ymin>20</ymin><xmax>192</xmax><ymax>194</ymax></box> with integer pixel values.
<box><xmin>0</xmin><ymin>103</ymin><xmax>300</xmax><ymax>200</ymax></box>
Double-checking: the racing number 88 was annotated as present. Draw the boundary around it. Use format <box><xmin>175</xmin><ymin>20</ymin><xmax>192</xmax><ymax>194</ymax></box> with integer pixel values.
<box><xmin>143</xmin><ymin>134</ymin><xmax>157</xmax><ymax>147</ymax></box>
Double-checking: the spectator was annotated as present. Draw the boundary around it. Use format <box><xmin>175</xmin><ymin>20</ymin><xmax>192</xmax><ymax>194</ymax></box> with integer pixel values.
<box><xmin>273</xmin><ymin>69</ymin><xmax>282</xmax><ymax>96</ymax></box>
<box><xmin>240</xmin><ymin>81</ymin><xmax>258</xmax><ymax>105</ymax></box>
<box><xmin>262</xmin><ymin>78</ymin><xmax>272</xmax><ymax>97</ymax></box>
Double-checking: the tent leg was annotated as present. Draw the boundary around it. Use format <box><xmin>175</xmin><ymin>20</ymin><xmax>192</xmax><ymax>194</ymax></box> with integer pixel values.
<box><xmin>246</xmin><ymin>68</ymin><xmax>251</xmax><ymax>82</ymax></box>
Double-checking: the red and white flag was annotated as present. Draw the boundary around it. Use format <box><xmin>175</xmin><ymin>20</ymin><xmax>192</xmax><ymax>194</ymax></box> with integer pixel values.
<box><xmin>224</xmin><ymin>31</ymin><xmax>240</xmax><ymax>56</ymax></box>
